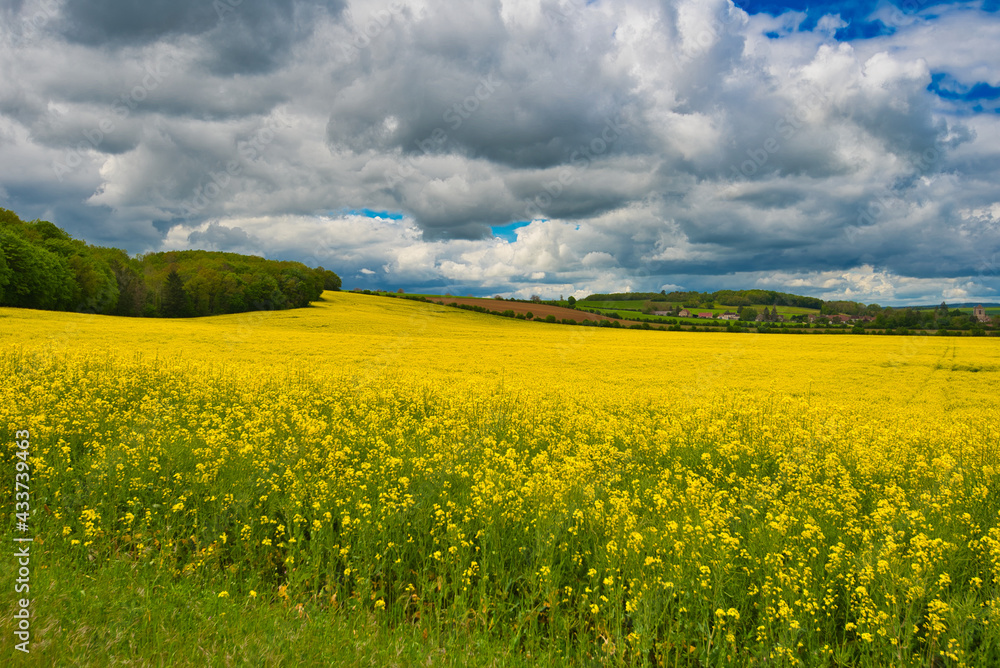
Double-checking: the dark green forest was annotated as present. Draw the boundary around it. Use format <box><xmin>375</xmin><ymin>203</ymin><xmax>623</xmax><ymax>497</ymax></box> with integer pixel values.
<box><xmin>0</xmin><ymin>209</ymin><xmax>340</xmax><ymax>317</ymax></box>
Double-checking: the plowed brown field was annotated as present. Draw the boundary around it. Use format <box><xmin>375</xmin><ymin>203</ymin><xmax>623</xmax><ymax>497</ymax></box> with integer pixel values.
<box><xmin>428</xmin><ymin>297</ymin><xmax>623</xmax><ymax>324</ymax></box>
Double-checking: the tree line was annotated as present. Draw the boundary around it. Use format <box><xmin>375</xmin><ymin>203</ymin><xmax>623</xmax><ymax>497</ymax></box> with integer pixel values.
<box><xmin>854</xmin><ymin>304</ymin><xmax>990</xmax><ymax>332</ymax></box>
<box><xmin>583</xmin><ymin>289</ymin><xmax>823</xmax><ymax>310</ymax></box>
<box><xmin>0</xmin><ymin>209</ymin><xmax>340</xmax><ymax>317</ymax></box>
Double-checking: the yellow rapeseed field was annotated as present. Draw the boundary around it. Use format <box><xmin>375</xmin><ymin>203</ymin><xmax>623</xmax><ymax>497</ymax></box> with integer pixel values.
<box><xmin>2</xmin><ymin>291</ymin><xmax>999</xmax><ymax>665</ymax></box>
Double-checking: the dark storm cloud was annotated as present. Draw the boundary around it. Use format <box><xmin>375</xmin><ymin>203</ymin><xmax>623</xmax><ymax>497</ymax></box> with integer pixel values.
<box><xmin>727</xmin><ymin>187</ymin><xmax>806</xmax><ymax>209</ymax></box>
<box><xmin>57</xmin><ymin>0</ymin><xmax>345</xmax><ymax>74</ymax></box>
<box><xmin>57</xmin><ymin>0</ymin><xmax>222</xmax><ymax>45</ymax></box>
<box><xmin>325</xmin><ymin>1</ymin><xmax>645</xmax><ymax>172</ymax></box>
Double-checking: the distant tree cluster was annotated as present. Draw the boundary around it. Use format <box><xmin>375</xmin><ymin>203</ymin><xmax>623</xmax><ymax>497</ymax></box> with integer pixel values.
<box><xmin>584</xmin><ymin>289</ymin><xmax>823</xmax><ymax>310</ymax></box>
<box><xmin>820</xmin><ymin>300</ymin><xmax>877</xmax><ymax>316</ymax></box>
<box><xmin>0</xmin><ymin>209</ymin><xmax>340</xmax><ymax>317</ymax></box>
<box><xmin>665</xmin><ymin>289</ymin><xmax>822</xmax><ymax>309</ymax></box>
<box><xmin>869</xmin><ymin>305</ymin><xmax>988</xmax><ymax>333</ymax></box>
<box><xmin>738</xmin><ymin>306</ymin><xmax>782</xmax><ymax>322</ymax></box>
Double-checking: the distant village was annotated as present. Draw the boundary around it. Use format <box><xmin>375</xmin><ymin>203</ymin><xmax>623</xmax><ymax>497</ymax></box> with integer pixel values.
<box><xmin>652</xmin><ymin>304</ymin><xmax>994</xmax><ymax>325</ymax></box>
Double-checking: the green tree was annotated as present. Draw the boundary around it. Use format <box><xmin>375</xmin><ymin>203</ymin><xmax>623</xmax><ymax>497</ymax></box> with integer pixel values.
<box><xmin>246</xmin><ymin>273</ymin><xmax>286</xmax><ymax>310</ymax></box>
<box><xmin>30</xmin><ymin>219</ymin><xmax>72</xmax><ymax>242</ymax></box>
<box><xmin>39</xmin><ymin>236</ymin><xmax>121</xmax><ymax>313</ymax></box>
<box><xmin>161</xmin><ymin>269</ymin><xmax>189</xmax><ymax>317</ymax></box>
<box><xmin>69</xmin><ymin>252</ymin><xmax>119</xmax><ymax>313</ymax></box>
<box><xmin>0</xmin><ymin>231</ymin><xmax>75</xmax><ymax>309</ymax></box>
<box><xmin>0</xmin><ymin>209</ymin><xmax>342</xmax><ymax>318</ymax></box>
<box><xmin>315</xmin><ymin>267</ymin><xmax>342</xmax><ymax>291</ymax></box>
<box><xmin>93</xmin><ymin>248</ymin><xmax>149</xmax><ymax>317</ymax></box>
<box><xmin>0</xmin><ymin>244</ymin><xmax>10</xmax><ymax>302</ymax></box>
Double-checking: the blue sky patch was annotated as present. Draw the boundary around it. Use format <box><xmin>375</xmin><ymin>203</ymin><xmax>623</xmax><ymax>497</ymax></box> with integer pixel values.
<box><xmin>947</xmin><ymin>80</ymin><xmax>1000</xmax><ymax>101</ymax></box>
<box><xmin>834</xmin><ymin>19</ymin><xmax>894</xmax><ymax>40</ymax></box>
<box><xmin>928</xmin><ymin>73</ymin><xmax>1000</xmax><ymax>113</ymax></box>
<box><xmin>732</xmin><ymin>0</ymin><xmax>974</xmax><ymax>38</ymax></box>
<box><xmin>491</xmin><ymin>221</ymin><xmax>532</xmax><ymax>242</ymax></box>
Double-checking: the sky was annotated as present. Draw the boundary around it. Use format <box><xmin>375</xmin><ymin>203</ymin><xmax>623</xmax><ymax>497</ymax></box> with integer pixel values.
<box><xmin>1</xmin><ymin>0</ymin><xmax>999</xmax><ymax>304</ymax></box>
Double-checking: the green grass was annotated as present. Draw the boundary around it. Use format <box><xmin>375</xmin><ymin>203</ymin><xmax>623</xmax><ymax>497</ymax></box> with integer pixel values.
<box><xmin>1</xmin><ymin>557</ymin><xmax>555</xmax><ymax>667</ymax></box>
<box><xmin>576</xmin><ymin>300</ymin><xmax>649</xmax><ymax>310</ymax></box>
